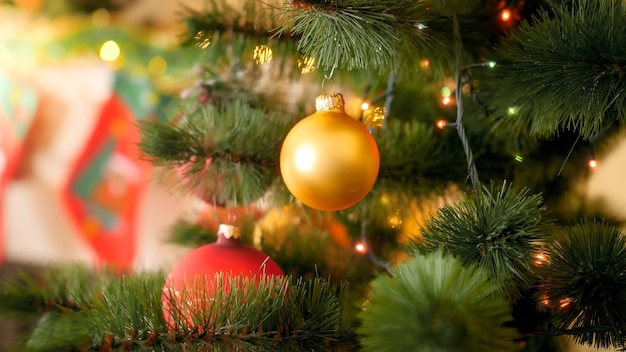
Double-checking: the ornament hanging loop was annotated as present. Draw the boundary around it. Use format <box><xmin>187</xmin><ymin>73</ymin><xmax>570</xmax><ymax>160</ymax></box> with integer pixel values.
<box><xmin>321</xmin><ymin>76</ymin><xmax>337</xmax><ymax>95</ymax></box>
<box><xmin>322</xmin><ymin>64</ymin><xmax>338</xmax><ymax>94</ymax></box>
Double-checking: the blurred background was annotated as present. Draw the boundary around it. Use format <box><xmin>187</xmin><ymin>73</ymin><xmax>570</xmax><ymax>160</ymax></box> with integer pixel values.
<box><xmin>1</xmin><ymin>0</ymin><xmax>625</xmax><ymax>350</ymax></box>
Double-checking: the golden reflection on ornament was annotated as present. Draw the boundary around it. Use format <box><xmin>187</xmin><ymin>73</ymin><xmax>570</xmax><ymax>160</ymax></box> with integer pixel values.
<box><xmin>298</xmin><ymin>56</ymin><xmax>316</xmax><ymax>74</ymax></box>
<box><xmin>362</xmin><ymin>106</ymin><xmax>385</xmax><ymax>129</ymax></box>
<box><xmin>294</xmin><ymin>145</ymin><xmax>316</xmax><ymax>172</ymax></box>
<box><xmin>253</xmin><ymin>45</ymin><xmax>273</xmax><ymax>64</ymax></box>
<box><xmin>559</xmin><ymin>298</ymin><xmax>571</xmax><ymax>308</ymax></box>
<box><xmin>100</xmin><ymin>40</ymin><xmax>120</xmax><ymax>62</ymax></box>
<box><xmin>387</xmin><ymin>209</ymin><xmax>403</xmax><ymax>229</ymax></box>
<box><xmin>194</xmin><ymin>31</ymin><xmax>211</xmax><ymax>49</ymax></box>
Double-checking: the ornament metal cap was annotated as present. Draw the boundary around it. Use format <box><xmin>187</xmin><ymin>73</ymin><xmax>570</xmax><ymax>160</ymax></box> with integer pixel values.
<box><xmin>315</xmin><ymin>93</ymin><xmax>345</xmax><ymax>111</ymax></box>
<box><xmin>218</xmin><ymin>224</ymin><xmax>240</xmax><ymax>239</ymax></box>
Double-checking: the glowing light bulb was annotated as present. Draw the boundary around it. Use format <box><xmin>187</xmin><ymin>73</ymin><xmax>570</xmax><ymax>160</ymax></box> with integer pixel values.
<box><xmin>488</xmin><ymin>61</ymin><xmax>496</xmax><ymax>68</ymax></box>
<box><xmin>440</xmin><ymin>86</ymin><xmax>451</xmax><ymax>97</ymax></box>
<box><xmin>436</xmin><ymin>120</ymin><xmax>447</xmax><ymax>129</ymax></box>
<box><xmin>361</xmin><ymin>101</ymin><xmax>371</xmax><ymax>110</ymax></box>
<box><xmin>534</xmin><ymin>253</ymin><xmax>547</xmax><ymax>265</ymax></box>
<box><xmin>500</xmin><ymin>9</ymin><xmax>512</xmax><ymax>22</ymax></box>
<box><xmin>355</xmin><ymin>242</ymin><xmax>367</xmax><ymax>254</ymax></box>
<box><xmin>514</xmin><ymin>155</ymin><xmax>524</xmax><ymax>163</ymax></box>
<box><xmin>442</xmin><ymin>96</ymin><xmax>452</xmax><ymax>105</ymax></box>
<box><xmin>421</xmin><ymin>59</ymin><xmax>430</xmax><ymax>67</ymax></box>
<box><xmin>294</xmin><ymin>145</ymin><xmax>315</xmax><ymax>171</ymax></box>
<box><xmin>99</xmin><ymin>40</ymin><xmax>120</xmax><ymax>62</ymax></box>
<box><xmin>589</xmin><ymin>159</ymin><xmax>597</xmax><ymax>168</ymax></box>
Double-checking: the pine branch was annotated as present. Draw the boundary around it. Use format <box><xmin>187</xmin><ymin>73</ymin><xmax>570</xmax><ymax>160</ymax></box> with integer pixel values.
<box><xmin>24</xmin><ymin>274</ymin><xmax>358</xmax><ymax>352</ymax></box>
<box><xmin>539</xmin><ymin>219</ymin><xmax>626</xmax><ymax>349</ymax></box>
<box><xmin>358</xmin><ymin>250</ymin><xmax>519</xmax><ymax>352</ymax></box>
<box><xmin>482</xmin><ymin>0</ymin><xmax>626</xmax><ymax>138</ymax></box>
<box><xmin>0</xmin><ymin>265</ymin><xmax>112</xmax><ymax>318</ymax></box>
<box><xmin>274</xmin><ymin>0</ymin><xmax>450</xmax><ymax>73</ymax></box>
<box><xmin>138</xmin><ymin>99</ymin><xmax>294</xmax><ymax>206</ymax></box>
<box><xmin>409</xmin><ymin>181</ymin><xmax>554</xmax><ymax>300</ymax></box>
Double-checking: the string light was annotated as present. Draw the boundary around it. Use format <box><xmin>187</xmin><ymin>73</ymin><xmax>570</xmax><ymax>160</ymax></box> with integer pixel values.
<box><xmin>420</xmin><ymin>59</ymin><xmax>430</xmax><ymax>67</ymax></box>
<box><xmin>436</xmin><ymin>120</ymin><xmax>447</xmax><ymax>129</ymax></box>
<box><xmin>514</xmin><ymin>155</ymin><xmax>523</xmax><ymax>163</ymax></box>
<box><xmin>440</xmin><ymin>86</ymin><xmax>452</xmax><ymax>97</ymax></box>
<box><xmin>361</xmin><ymin>101</ymin><xmax>371</xmax><ymax>110</ymax></box>
<box><xmin>507</xmin><ymin>107</ymin><xmax>517</xmax><ymax>115</ymax></box>
<box><xmin>534</xmin><ymin>252</ymin><xmax>547</xmax><ymax>265</ymax></box>
<box><xmin>355</xmin><ymin>241</ymin><xmax>367</xmax><ymax>254</ymax></box>
<box><xmin>442</xmin><ymin>96</ymin><xmax>452</xmax><ymax>106</ymax></box>
<box><xmin>500</xmin><ymin>9</ymin><xmax>512</xmax><ymax>22</ymax></box>
<box><xmin>589</xmin><ymin>159</ymin><xmax>597</xmax><ymax>168</ymax></box>
<box><xmin>559</xmin><ymin>298</ymin><xmax>571</xmax><ymax>308</ymax></box>
<box><xmin>488</xmin><ymin>61</ymin><xmax>496</xmax><ymax>68</ymax></box>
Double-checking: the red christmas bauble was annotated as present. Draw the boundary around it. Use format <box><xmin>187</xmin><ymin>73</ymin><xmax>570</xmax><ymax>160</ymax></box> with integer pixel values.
<box><xmin>162</xmin><ymin>225</ymin><xmax>283</xmax><ymax>328</ymax></box>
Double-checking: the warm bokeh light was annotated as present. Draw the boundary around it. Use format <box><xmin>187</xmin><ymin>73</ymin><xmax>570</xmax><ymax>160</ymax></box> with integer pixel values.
<box><xmin>440</xmin><ymin>86</ymin><xmax>451</xmax><ymax>97</ymax></box>
<box><xmin>559</xmin><ymin>298</ymin><xmax>571</xmax><ymax>308</ymax></box>
<box><xmin>500</xmin><ymin>9</ymin><xmax>512</xmax><ymax>22</ymax></box>
<box><xmin>442</xmin><ymin>96</ymin><xmax>452</xmax><ymax>105</ymax></box>
<box><xmin>589</xmin><ymin>159</ymin><xmax>597</xmax><ymax>168</ymax></box>
<box><xmin>99</xmin><ymin>40</ymin><xmax>120</xmax><ymax>62</ymax></box>
<box><xmin>148</xmin><ymin>56</ymin><xmax>167</xmax><ymax>75</ymax></box>
<box><xmin>534</xmin><ymin>253</ymin><xmax>547</xmax><ymax>265</ymax></box>
<box><xmin>436</xmin><ymin>120</ymin><xmax>447</xmax><ymax>129</ymax></box>
<box><xmin>421</xmin><ymin>59</ymin><xmax>430</xmax><ymax>67</ymax></box>
<box><xmin>355</xmin><ymin>242</ymin><xmax>367</xmax><ymax>253</ymax></box>
<box><xmin>361</xmin><ymin>101</ymin><xmax>371</xmax><ymax>110</ymax></box>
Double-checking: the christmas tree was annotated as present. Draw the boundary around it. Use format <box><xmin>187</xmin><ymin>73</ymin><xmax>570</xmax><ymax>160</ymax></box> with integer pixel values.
<box><xmin>1</xmin><ymin>0</ymin><xmax>626</xmax><ymax>351</ymax></box>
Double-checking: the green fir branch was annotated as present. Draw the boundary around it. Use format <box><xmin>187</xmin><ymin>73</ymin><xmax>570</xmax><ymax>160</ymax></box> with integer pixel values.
<box><xmin>24</xmin><ymin>274</ymin><xmax>358</xmax><ymax>352</ymax></box>
<box><xmin>482</xmin><ymin>0</ymin><xmax>626</xmax><ymax>138</ymax></box>
<box><xmin>274</xmin><ymin>0</ymin><xmax>449</xmax><ymax>73</ymax></box>
<box><xmin>539</xmin><ymin>219</ymin><xmax>626</xmax><ymax>349</ymax></box>
<box><xmin>138</xmin><ymin>99</ymin><xmax>295</xmax><ymax>206</ymax></box>
<box><xmin>409</xmin><ymin>182</ymin><xmax>554</xmax><ymax>300</ymax></box>
<box><xmin>358</xmin><ymin>250</ymin><xmax>519</xmax><ymax>352</ymax></box>
<box><xmin>0</xmin><ymin>265</ymin><xmax>112</xmax><ymax>318</ymax></box>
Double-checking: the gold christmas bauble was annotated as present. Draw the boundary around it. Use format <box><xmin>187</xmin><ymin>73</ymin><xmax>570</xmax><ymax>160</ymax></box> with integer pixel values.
<box><xmin>280</xmin><ymin>93</ymin><xmax>380</xmax><ymax>211</ymax></box>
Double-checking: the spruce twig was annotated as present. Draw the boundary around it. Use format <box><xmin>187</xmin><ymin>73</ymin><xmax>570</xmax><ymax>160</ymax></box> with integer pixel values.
<box><xmin>484</xmin><ymin>0</ymin><xmax>626</xmax><ymax>138</ymax></box>
<box><xmin>410</xmin><ymin>182</ymin><xmax>553</xmax><ymax>300</ymax></box>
